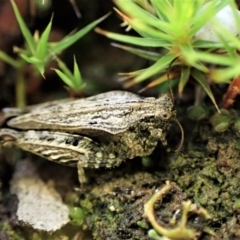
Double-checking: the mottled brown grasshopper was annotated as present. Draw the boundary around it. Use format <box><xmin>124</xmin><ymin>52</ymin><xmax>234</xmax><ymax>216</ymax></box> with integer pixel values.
<box><xmin>0</xmin><ymin>91</ymin><xmax>183</xmax><ymax>184</ymax></box>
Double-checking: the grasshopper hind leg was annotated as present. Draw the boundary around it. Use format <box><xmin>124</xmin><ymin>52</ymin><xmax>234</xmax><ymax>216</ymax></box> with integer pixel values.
<box><xmin>0</xmin><ymin>129</ymin><xmax>124</xmax><ymax>185</ymax></box>
<box><xmin>0</xmin><ymin>128</ymin><xmax>23</xmax><ymax>146</ymax></box>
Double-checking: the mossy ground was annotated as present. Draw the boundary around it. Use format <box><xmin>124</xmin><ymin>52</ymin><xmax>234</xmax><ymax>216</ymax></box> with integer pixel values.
<box><xmin>0</xmin><ymin>1</ymin><xmax>239</xmax><ymax>239</ymax></box>
<box><xmin>81</xmin><ymin>122</ymin><xmax>240</xmax><ymax>239</ymax></box>
<box><xmin>1</xmin><ymin>118</ymin><xmax>240</xmax><ymax>239</ymax></box>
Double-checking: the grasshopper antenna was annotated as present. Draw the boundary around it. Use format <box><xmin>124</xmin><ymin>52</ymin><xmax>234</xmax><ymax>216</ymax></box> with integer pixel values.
<box><xmin>167</xmin><ymin>58</ymin><xmax>184</xmax><ymax>152</ymax></box>
<box><xmin>173</xmin><ymin>118</ymin><xmax>184</xmax><ymax>152</ymax></box>
<box><xmin>167</xmin><ymin>58</ymin><xmax>177</xmax><ymax>100</ymax></box>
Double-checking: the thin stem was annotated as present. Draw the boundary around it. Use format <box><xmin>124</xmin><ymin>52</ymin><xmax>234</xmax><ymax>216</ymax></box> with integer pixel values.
<box><xmin>0</xmin><ymin>50</ymin><xmax>20</xmax><ymax>68</ymax></box>
<box><xmin>15</xmin><ymin>61</ymin><xmax>26</xmax><ymax>108</ymax></box>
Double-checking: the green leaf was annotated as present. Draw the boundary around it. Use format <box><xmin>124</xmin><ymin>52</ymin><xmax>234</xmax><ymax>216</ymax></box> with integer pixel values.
<box><xmin>55</xmin><ymin>57</ymin><xmax>73</xmax><ymax>79</ymax></box>
<box><xmin>51</xmin><ymin>13</ymin><xmax>110</xmax><ymax>54</ymax></box>
<box><xmin>53</xmin><ymin>56</ymin><xmax>84</xmax><ymax>92</ymax></box>
<box><xmin>36</xmin><ymin>16</ymin><xmax>53</xmax><ymax>60</ymax></box>
<box><xmin>134</xmin><ymin>52</ymin><xmax>176</xmax><ymax>82</ymax></box>
<box><xmin>95</xmin><ymin>28</ymin><xmax>171</xmax><ymax>47</ymax></box>
<box><xmin>190</xmin><ymin>0</ymin><xmax>228</xmax><ymax>36</ymax></box>
<box><xmin>230</xmin><ymin>0</ymin><xmax>240</xmax><ymax>38</ymax></box>
<box><xmin>215</xmin><ymin>32</ymin><xmax>238</xmax><ymax>59</ymax></box>
<box><xmin>10</xmin><ymin>0</ymin><xmax>36</xmax><ymax>54</ymax></box>
<box><xmin>19</xmin><ymin>54</ymin><xmax>41</xmax><ymax>64</ymax></box>
<box><xmin>119</xmin><ymin>15</ymin><xmax>173</xmax><ymax>40</ymax></box>
<box><xmin>118</xmin><ymin>68</ymin><xmax>146</xmax><ymax>81</ymax></box>
<box><xmin>191</xmin><ymin>69</ymin><xmax>219</xmax><ymax>112</ymax></box>
<box><xmin>178</xmin><ymin>67</ymin><xmax>190</xmax><ymax>94</ymax></box>
<box><xmin>209</xmin><ymin>16</ymin><xmax>240</xmax><ymax>54</ymax></box>
<box><xmin>0</xmin><ymin>49</ymin><xmax>20</xmax><ymax>68</ymax></box>
<box><xmin>150</xmin><ymin>0</ymin><xmax>172</xmax><ymax>22</ymax></box>
<box><xmin>111</xmin><ymin>43</ymin><xmax>161</xmax><ymax>61</ymax></box>
<box><xmin>54</xmin><ymin>69</ymin><xmax>75</xmax><ymax>89</ymax></box>
<box><xmin>180</xmin><ymin>44</ymin><xmax>209</xmax><ymax>72</ymax></box>
<box><xmin>185</xmin><ymin>50</ymin><xmax>234</xmax><ymax>66</ymax></box>
<box><xmin>209</xmin><ymin>65</ymin><xmax>240</xmax><ymax>83</ymax></box>
<box><xmin>114</xmin><ymin>0</ymin><xmax>170</xmax><ymax>32</ymax></box>
<box><xmin>192</xmin><ymin>40</ymin><xmax>226</xmax><ymax>49</ymax></box>
<box><xmin>73</xmin><ymin>56</ymin><xmax>82</xmax><ymax>87</ymax></box>
<box><xmin>35</xmin><ymin>63</ymin><xmax>45</xmax><ymax>76</ymax></box>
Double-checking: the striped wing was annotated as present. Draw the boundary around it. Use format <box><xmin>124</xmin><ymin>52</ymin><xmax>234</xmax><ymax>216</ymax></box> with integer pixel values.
<box><xmin>7</xmin><ymin>91</ymin><xmax>151</xmax><ymax>134</ymax></box>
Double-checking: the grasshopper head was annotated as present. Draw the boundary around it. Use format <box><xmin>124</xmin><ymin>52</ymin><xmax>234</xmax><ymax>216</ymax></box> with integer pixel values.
<box><xmin>154</xmin><ymin>94</ymin><xmax>184</xmax><ymax>152</ymax></box>
<box><xmin>155</xmin><ymin>94</ymin><xmax>176</xmax><ymax>121</ymax></box>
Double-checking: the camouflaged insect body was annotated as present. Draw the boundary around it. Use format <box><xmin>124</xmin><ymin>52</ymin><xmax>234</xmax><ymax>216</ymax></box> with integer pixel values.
<box><xmin>0</xmin><ymin>91</ymin><xmax>176</xmax><ymax>184</ymax></box>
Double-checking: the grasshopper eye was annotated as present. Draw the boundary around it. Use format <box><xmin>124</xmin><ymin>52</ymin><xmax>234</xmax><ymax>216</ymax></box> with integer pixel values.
<box><xmin>159</xmin><ymin>111</ymin><xmax>171</xmax><ymax>120</ymax></box>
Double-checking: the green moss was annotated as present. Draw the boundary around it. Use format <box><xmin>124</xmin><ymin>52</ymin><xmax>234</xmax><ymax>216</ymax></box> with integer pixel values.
<box><xmin>170</xmin><ymin>124</ymin><xmax>240</xmax><ymax>226</ymax></box>
<box><xmin>137</xmin><ymin>220</ymin><xmax>149</xmax><ymax>229</ymax></box>
<box><xmin>79</xmin><ymin>122</ymin><xmax>240</xmax><ymax>239</ymax></box>
<box><xmin>68</xmin><ymin>206</ymin><xmax>85</xmax><ymax>226</ymax></box>
<box><xmin>3</xmin><ymin>108</ymin><xmax>240</xmax><ymax>239</ymax></box>
<box><xmin>0</xmin><ymin>222</ymin><xmax>25</xmax><ymax>240</ymax></box>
